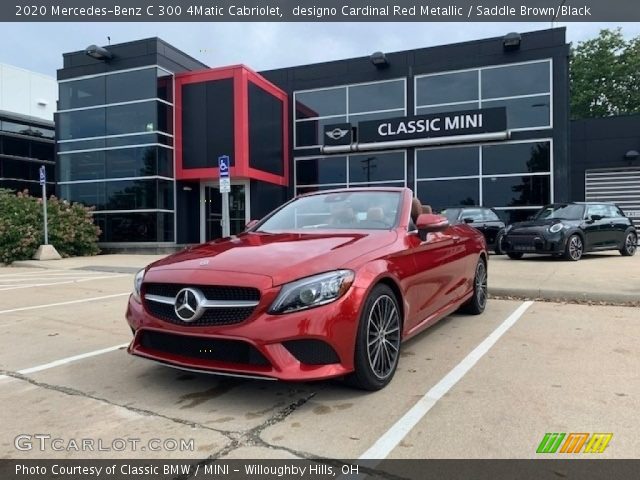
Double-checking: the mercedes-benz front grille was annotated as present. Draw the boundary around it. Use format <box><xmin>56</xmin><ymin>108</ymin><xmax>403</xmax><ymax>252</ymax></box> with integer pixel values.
<box><xmin>143</xmin><ymin>283</ymin><xmax>260</xmax><ymax>327</ymax></box>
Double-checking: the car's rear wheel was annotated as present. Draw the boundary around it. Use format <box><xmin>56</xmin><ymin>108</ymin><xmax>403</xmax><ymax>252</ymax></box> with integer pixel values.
<box><xmin>620</xmin><ymin>231</ymin><xmax>637</xmax><ymax>257</ymax></box>
<box><xmin>563</xmin><ymin>234</ymin><xmax>583</xmax><ymax>261</ymax></box>
<box><xmin>507</xmin><ymin>252</ymin><xmax>524</xmax><ymax>260</ymax></box>
<box><xmin>460</xmin><ymin>258</ymin><xmax>488</xmax><ymax>315</ymax></box>
<box><xmin>347</xmin><ymin>284</ymin><xmax>401</xmax><ymax>391</ymax></box>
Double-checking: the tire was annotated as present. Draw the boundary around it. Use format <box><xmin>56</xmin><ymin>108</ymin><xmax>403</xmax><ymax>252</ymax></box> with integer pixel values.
<box><xmin>507</xmin><ymin>252</ymin><xmax>524</xmax><ymax>260</ymax></box>
<box><xmin>460</xmin><ymin>258</ymin><xmax>488</xmax><ymax>315</ymax></box>
<box><xmin>347</xmin><ymin>284</ymin><xmax>402</xmax><ymax>391</ymax></box>
<box><xmin>563</xmin><ymin>234</ymin><xmax>583</xmax><ymax>261</ymax></box>
<box><xmin>620</xmin><ymin>231</ymin><xmax>637</xmax><ymax>257</ymax></box>
<box><xmin>494</xmin><ymin>232</ymin><xmax>505</xmax><ymax>255</ymax></box>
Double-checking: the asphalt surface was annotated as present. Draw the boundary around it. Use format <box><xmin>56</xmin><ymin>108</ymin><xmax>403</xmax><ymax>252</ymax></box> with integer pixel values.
<box><xmin>0</xmin><ymin>265</ymin><xmax>638</xmax><ymax>460</ymax></box>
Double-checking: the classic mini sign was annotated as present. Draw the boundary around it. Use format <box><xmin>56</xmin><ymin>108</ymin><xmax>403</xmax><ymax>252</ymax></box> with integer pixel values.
<box><xmin>359</xmin><ymin>107</ymin><xmax>507</xmax><ymax>143</ymax></box>
<box><xmin>323</xmin><ymin>107</ymin><xmax>508</xmax><ymax>152</ymax></box>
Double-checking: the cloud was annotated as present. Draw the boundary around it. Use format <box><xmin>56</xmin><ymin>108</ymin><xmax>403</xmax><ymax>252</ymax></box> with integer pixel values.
<box><xmin>1</xmin><ymin>22</ymin><xmax>639</xmax><ymax>77</ymax></box>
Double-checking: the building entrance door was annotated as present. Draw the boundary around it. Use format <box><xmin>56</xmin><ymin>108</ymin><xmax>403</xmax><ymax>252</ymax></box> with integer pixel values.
<box><xmin>200</xmin><ymin>181</ymin><xmax>250</xmax><ymax>242</ymax></box>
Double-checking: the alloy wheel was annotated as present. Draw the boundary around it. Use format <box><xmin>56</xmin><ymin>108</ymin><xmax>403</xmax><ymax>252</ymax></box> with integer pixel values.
<box><xmin>626</xmin><ymin>233</ymin><xmax>637</xmax><ymax>255</ymax></box>
<box><xmin>476</xmin><ymin>261</ymin><xmax>488</xmax><ymax>309</ymax></box>
<box><xmin>569</xmin><ymin>236</ymin><xmax>583</xmax><ymax>260</ymax></box>
<box><xmin>366</xmin><ymin>295</ymin><xmax>400</xmax><ymax>380</ymax></box>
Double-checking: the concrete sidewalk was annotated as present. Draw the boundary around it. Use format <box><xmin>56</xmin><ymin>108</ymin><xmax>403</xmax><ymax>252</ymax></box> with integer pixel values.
<box><xmin>12</xmin><ymin>250</ymin><xmax>640</xmax><ymax>305</ymax></box>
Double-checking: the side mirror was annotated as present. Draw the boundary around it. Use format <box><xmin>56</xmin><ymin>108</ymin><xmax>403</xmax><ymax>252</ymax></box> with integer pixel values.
<box><xmin>589</xmin><ymin>214</ymin><xmax>603</xmax><ymax>222</ymax></box>
<box><xmin>463</xmin><ymin>217</ymin><xmax>474</xmax><ymax>224</ymax></box>
<box><xmin>416</xmin><ymin>214</ymin><xmax>449</xmax><ymax>236</ymax></box>
<box><xmin>245</xmin><ymin>219</ymin><xmax>259</xmax><ymax>230</ymax></box>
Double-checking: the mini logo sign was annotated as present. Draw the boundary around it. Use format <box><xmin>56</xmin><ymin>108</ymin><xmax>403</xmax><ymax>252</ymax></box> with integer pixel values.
<box><xmin>536</xmin><ymin>432</ymin><xmax>613</xmax><ymax>454</ymax></box>
<box><xmin>326</xmin><ymin>127</ymin><xmax>349</xmax><ymax>140</ymax></box>
<box><xmin>323</xmin><ymin>122</ymin><xmax>353</xmax><ymax>146</ymax></box>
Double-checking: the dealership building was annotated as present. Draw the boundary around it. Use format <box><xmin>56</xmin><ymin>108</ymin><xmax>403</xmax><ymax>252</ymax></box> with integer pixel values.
<box><xmin>0</xmin><ymin>63</ymin><xmax>57</xmax><ymax>196</ymax></box>
<box><xmin>54</xmin><ymin>28</ymin><xmax>640</xmax><ymax>249</ymax></box>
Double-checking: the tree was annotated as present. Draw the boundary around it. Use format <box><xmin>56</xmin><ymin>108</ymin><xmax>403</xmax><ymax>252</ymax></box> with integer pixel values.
<box><xmin>570</xmin><ymin>28</ymin><xmax>640</xmax><ymax>119</ymax></box>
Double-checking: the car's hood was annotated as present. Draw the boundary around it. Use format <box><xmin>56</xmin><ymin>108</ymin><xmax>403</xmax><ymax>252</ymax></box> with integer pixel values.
<box><xmin>509</xmin><ymin>218</ymin><xmax>580</xmax><ymax>232</ymax></box>
<box><xmin>148</xmin><ymin>230</ymin><xmax>398</xmax><ymax>286</ymax></box>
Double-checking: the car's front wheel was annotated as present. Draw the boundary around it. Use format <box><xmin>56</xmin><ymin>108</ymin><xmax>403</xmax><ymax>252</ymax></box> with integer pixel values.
<box><xmin>348</xmin><ymin>284</ymin><xmax>401</xmax><ymax>391</ymax></box>
<box><xmin>620</xmin><ymin>231</ymin><xmax>637</xmax><ymax>257</ymax></box>
<box><xmin>563</xmin><ymin>234</ymin><xmax>583</xmax><ymax>261</ymax></box>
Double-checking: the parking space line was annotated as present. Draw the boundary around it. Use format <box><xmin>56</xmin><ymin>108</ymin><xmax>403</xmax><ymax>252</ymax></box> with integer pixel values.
<box><xmin>0</xmin><ymin>274</ymin><xmax>129</xmax><ymax>292</ymax></box>
<box><xmin>0</xmin><ymin>343</ymin><xmax>130</xmax><ymax>382</ymax></box>
<box><xmin>359</xmin><ymin>300</ymin><xmax>534</xmax><ymax>460</ymax></box>
<box><xmin>0</xmin><ymin>292</ymin><xmax>130</xmax><ymax>316</ymax></box>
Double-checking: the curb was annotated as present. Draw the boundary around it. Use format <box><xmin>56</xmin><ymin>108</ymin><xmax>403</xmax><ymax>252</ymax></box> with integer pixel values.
<box><xmin>489</xmin><ymin>286</ymin><xmax>639</xmax><ymax>306</ymax></box>
<box><xmin>11</xmin><ymin>260</ymin><xmax>65</xmax><ymax>270</ymax></box>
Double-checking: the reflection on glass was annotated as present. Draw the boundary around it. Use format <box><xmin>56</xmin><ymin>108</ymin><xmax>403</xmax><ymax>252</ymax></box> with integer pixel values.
<box><xmin>416</xmin><ymin>178</ymin><xmax>480</xmax><ymax>211</ymax></box>
<box><xmin>482</xmin><ymin>175</ymin><xmax>550</xmax><ymax>208</ymax></box>
<box><xmin>481</xmin><ymin>61</ymin><xmax>550</xmax><ymax>99</ymax></box>
<box><xmin>416</xmin><ymin>70</ymin><xmax>479</xmax><ymax>106</ymax></box>
<box><xmin>295</xmin><ymin>88</ymin><xmax>346</xmax><ymax>119</ymax></box>
<box><xmin>348</xmin><ymin>152</ymin><xmax>404</xmax><ymax>183</ymax></box>
<box><xmin>93</xmin><ymin>212</ymin><xmax>174</xmax><ymax>242</ymax></box>
<box><xmin>348</xmin><ymin>80</ymin><xmax>405</xmax><ymax>114</ymax></box>
<box><xmin>482</xmin><ymin>142</ymin><xmax>551</xmax><ymax>175</ymax></box>
<box><xmin>416</xmin><ymin>146</ymin><xmax>479</xmax><ymax>178</ymax></box>
<box><xmin>482</xmin><ymin>95</ymin><xmax>550</xmax><ymax>129</ymax></box>
<box><xmin>296</xmin><ymin>156</ymin><xmax>347</xmax><ymax>185</ymax></box>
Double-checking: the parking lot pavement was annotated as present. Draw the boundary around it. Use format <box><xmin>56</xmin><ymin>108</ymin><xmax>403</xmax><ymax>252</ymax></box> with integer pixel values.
<box><xmin>0</xmin><ymin>262</ymin><xmax>638</xmax><ymax>460</ymax></box>
<box><xmin>489</xmin><ymin>251</ymin><xmax>640</xmax><ymax>304</ymax></box>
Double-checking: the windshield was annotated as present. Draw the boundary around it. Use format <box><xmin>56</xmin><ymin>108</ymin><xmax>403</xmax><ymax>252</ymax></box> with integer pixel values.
<box><xmin>440</xmin><ymin>208</ymin><xmax>461</xmax><ymax>224</ymax></box>
<box><xmin>256</xmin><ymin>191</ymin><xmax>402</xmax><ymax>232</ymax></box>
<box><xmin>535</xmin><ymin>204</ymin><xmax>585</xmax><ymax>220</ymax></box>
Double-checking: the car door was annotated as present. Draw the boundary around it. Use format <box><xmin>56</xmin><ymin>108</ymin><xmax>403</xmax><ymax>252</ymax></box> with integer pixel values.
<box><xmin>608</xmin><ymin>205</ymin><xmax>629</xmax><ymax>247</ymax></box>
<box><xmin>404</xmin><ymin>226</ymin><xmax>465</xmax><ymax>334</ymax></box>
<box><xmin>583</xmin><ymin>204</ymin><xmax>609</xmax><ymax>249</ymax></box>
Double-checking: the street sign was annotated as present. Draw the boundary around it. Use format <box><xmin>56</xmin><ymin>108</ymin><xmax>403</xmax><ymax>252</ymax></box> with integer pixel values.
<box><xmin>218</xmin><ymin>155</ymin><xmax>230</xmax><ymax>178</ymax></box>
<box><xmin>39</xmin><ymin>165</ymin><xmax>46</xmax><ymax>186</ymax></box>
<box><xmin>219</xmin><ymin>177</ymin><xmax>231</xmax><ymax>193</ymax></box>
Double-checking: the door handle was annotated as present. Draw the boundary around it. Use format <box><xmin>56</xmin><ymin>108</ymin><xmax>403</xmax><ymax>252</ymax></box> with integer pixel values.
<box><xmin>452</xmin><ymin>236</ymin><xmax>462</xmax><ymax>243</ymax></box>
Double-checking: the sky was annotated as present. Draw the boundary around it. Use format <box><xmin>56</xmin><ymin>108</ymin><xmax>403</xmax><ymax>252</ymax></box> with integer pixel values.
<box><xmin>1</xmin><ymin>22</ymin><xmax>639</xmax><ymax>77</ymax></box>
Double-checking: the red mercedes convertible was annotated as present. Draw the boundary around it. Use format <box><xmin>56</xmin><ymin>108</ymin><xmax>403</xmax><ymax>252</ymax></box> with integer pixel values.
<box><xmin>126</xmin><ymin>188</ymin><xmax>488</xmax><ymax>390</ymax></box>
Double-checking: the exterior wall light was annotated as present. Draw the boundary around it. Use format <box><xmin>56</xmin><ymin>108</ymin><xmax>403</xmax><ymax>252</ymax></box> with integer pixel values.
<box><xmin>370</xmin><ymin>51</ymin><xmax>389</xmax><ymax>68</ymax></box>
<box><xmin>85</xmin><ymin>45</ymin><xmax>113</xmax><ymax>61</ymax></box>
<box><xmin>503</xmin><ymin>32</ymin><xmax>522</xmax><ymax>51</ymax></box>
<box><xmin>624</xmin><ymin>150</ymin><xmax>639</xmax><ymax>162</ymax></box>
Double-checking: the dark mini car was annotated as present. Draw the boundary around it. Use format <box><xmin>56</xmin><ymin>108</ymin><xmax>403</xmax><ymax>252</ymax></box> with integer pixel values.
<box><xmin>440</xmin><ymin>207</ymin><xmax>507</xmax><ymax>255</ymax></box>
<box><xmin>126</xmin><ymin>188</ymin><xmax>488</xmax><ymax>390</ymax></box>
<box><xmin>502</xmin><ymin>202</ymin><xmax>637</xmax><ymax>261</ymax></box>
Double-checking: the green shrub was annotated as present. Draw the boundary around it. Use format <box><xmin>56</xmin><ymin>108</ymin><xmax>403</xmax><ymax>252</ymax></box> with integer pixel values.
<box><xmin>0</xmin><ymin>189</ymin><xmax>101</xmax><ymax>264</ymax></box>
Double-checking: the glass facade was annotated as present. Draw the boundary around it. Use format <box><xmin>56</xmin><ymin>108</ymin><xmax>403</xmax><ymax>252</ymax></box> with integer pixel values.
<box><xmin>416</xmin><ymin>140</ymin><xmax>552</xmax><ymax>223</ymax></box>
<box><xmin>294</xmin><ymin>79</ymin><xmax>406</xmax><ymax>148</ymax></box>
<box><xmin>57</xmin><ymin>66</ymin><xmax>175</xmax><ymax>243</ymax></box>
<box><xmin>415</xmin><ymin>60</ymin><xmax>551</xmax><ymax>131</ymax></box>
<box><xmin>295</xmin><ymin>151</ymin><xmax>406</xmax><ymax>196</ymax></box>
<box><xmin>0</xmin><ymin>115</ymin><xmax>55</xmax><ymax>196</ymax></box>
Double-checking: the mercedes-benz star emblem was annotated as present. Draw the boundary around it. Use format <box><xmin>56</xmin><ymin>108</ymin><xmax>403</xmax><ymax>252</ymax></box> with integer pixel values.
<box><xmin>326</xmin><ymin>128</ymin><xmax>349</xmax><ymax>140</ymax></box>
<box><xmin>174</xmin><ymin>288</ymin><xmax>205</xmax><ymax>322</ymax></box>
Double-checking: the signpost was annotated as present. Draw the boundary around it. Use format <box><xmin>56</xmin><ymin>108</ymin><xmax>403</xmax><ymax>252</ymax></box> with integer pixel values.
<box><xmin>39</xmin><ymin>165</ymin><xmax>49</xmax><ymax>245</ymax></box>
<box><xmin>32</xmin><ymin>166</ymin><xmax>61</xmax><ymax>260</ymax></box>
<box><xmin>218</xmin><ymin>155</ymin><xmax>231</xmax><ymax>237</ymax></box>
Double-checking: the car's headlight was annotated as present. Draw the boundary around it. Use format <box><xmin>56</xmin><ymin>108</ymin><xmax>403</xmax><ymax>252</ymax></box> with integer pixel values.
<box><xmin>269</xmin><ymin>270</ymin><xmax>355</xmax><ymax>314</ymax></box>
<box><xmin>132</xmin><ymin>269</ymin><xmax>145</xmax><ymax>302</ymax></box>
<box><xmin>549</xmin><ymin>223</ymin><xmax>564</xmax><ymax>234</ymax></box>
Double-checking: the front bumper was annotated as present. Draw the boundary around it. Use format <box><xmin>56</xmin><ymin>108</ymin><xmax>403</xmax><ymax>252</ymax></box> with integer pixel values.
<box><xmin>126</xmin><ymin>283</ymin><xmax>366</xmax><ymax>382</ymax></box>
<box><xmin>503</xmin><ymin>233</ymin><xmax>566</xmax><ymax>254</ymax></box>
